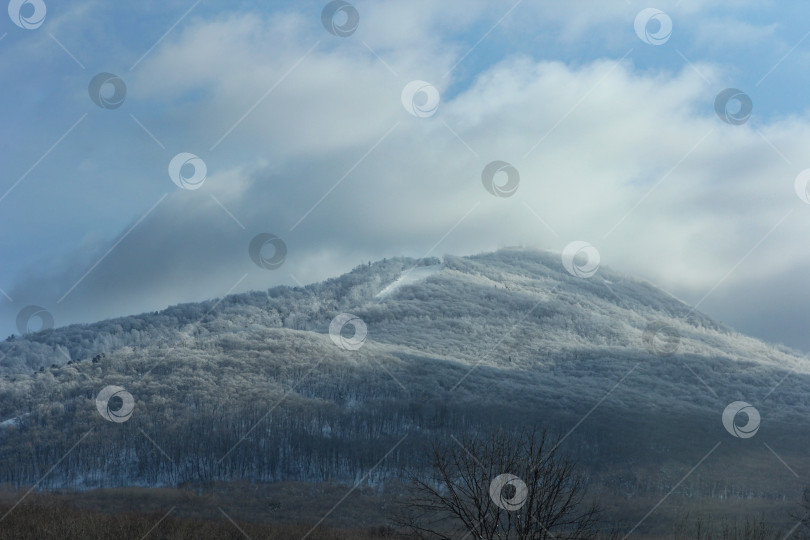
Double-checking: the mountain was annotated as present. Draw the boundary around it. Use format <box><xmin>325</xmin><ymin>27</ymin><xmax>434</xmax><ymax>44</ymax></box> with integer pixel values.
<box><xmin>1</xmin><ymin>248</ymin><xmax>808</xmax><ymax>533</ymax></box>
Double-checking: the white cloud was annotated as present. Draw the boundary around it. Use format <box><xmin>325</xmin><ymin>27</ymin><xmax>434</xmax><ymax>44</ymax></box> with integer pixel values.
<box><xmin>4</xmin><ymin>2</ymin><xmax>810</xmax><ymax>351</ymax></box>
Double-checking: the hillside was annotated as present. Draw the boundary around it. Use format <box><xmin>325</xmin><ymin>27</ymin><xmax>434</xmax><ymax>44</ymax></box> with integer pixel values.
<box><xmin>1</xmin><ymin>248</ymin><xmax>808</xmax><ymax>534</ymax></box>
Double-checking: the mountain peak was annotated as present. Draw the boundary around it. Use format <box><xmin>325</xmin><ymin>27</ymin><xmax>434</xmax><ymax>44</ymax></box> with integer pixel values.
<box><xmin>1</xmin><ymin>249</ymin><xmax>809</xmax><ymax>525</ymax></box>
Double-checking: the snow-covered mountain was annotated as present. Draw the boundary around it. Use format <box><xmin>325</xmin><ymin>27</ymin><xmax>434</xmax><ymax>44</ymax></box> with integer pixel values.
<box><xmin>0</xmin><ymin>248</ymin><xmax>807</xmax><ymax>514</ymax></box>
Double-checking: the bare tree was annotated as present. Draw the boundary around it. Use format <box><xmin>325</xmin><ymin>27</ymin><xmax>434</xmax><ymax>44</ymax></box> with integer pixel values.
<box><xmin>396</xmin><ymin>426</ymin><xmax>613</xmax><ymax>539</ymax></box>
<box><xmin>789</xmin><ymin>487</ymin><xmax>810</xmax><ymax>540</ymax></box>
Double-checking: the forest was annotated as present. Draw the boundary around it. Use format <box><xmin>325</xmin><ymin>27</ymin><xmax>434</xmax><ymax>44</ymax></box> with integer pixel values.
<box><xmin>1</xmin><ymin>249</ymin><xmax>809</xmax><ymax>537</ymax></box>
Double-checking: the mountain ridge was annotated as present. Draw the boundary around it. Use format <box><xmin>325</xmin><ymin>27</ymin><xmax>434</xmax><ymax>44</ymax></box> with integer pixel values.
<box><xmin>2</xmin><ymin>247</ymin><xmax>806</xmax><ymax>411</ymax></box>
<box><xmin>0</xmin><ymin>247</ymin><xmax>808</xmax><ymax>529</ymax></box>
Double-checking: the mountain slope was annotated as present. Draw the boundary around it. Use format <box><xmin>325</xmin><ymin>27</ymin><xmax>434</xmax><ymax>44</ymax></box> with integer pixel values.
<box><xmin>0</xmin><ymin>248</ymin><xmax>808</xmax><ymax>533</ymax></box>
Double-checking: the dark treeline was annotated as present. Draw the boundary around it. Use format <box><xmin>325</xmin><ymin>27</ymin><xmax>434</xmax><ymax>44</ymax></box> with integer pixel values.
<box><xmin>0</xmin><ymin>386</ymin><xmax>803</xmax><ymax>509</ymax></box>
<box><xmin>0</xmin><ymin>495</ymin><xmax>407</xmax><ymax>540</ymax></box>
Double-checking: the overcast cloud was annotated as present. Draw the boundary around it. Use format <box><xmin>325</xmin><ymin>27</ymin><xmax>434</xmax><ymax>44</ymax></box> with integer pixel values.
<box><xmin>3</xmin><ymin>0</ymin><xmax>810</xmax><ymax>351</ymax></box>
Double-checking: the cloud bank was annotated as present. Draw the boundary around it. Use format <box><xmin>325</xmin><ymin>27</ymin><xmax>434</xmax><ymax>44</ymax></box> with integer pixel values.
<box><xmin>3</xmin><ymin>1</ymin><xmax>810</xmax><ymax>351</ymax></box>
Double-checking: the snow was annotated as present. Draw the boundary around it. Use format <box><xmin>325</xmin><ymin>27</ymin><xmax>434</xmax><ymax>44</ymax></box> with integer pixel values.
<box><xmin>0</xmin><ymin>417</ymin><xmax>20</xmax><ymax>429</ymax></box>
<box><xmin>375</xmin><ymin>264</ymin><xmax>443</xmax><ymax>299</ymax></box>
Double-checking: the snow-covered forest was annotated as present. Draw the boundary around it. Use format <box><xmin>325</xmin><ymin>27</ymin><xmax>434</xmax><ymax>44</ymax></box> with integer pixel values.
<box><xmin>0</xmin><ymin>249</ymin><xmax>808</xmax><ymax>505</ymax></box>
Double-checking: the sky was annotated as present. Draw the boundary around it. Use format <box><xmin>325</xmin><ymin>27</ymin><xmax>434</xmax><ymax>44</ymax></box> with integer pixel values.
<box><xmin>3</xmin><ymin>0</ymin><xmax>810</xmax><ymax>352</ymax></box>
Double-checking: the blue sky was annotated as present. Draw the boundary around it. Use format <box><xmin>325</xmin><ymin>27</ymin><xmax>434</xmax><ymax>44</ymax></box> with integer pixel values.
<box><xmin>4</xmin><ymin>0</ymin><xmax>810</xmax><ymax>351</ymax></box>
